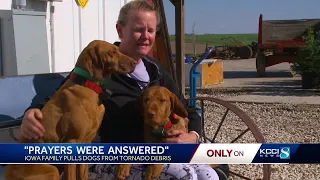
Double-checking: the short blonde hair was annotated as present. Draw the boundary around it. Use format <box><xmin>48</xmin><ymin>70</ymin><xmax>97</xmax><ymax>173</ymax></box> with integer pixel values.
<box><xmin>117</xmin><ymin>0</ymin><xmax>160</xmax><ymax>27</ymax></box>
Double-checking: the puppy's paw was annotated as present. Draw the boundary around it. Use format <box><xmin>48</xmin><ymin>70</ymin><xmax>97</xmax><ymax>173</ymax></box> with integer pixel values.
<box><xmin>114</xmin><ymin>164</ymin><xmax>132</xmax><ymax>180</ymax></box>
<box><xmin>145</xmin><ymin>165</ymin><xmax>163</xmax><ymax>180</ymax></box>
<box><xmin>209</xmin><ymin>164</ymin><xmax>220</xmax><ymax>168</ymax></box>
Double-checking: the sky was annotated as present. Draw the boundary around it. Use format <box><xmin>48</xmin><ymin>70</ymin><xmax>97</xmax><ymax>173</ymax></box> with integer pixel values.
<box><xmin>162</xmin><ymin>0</ymin><xmax>320</xmax><ymax>35</ymax></box>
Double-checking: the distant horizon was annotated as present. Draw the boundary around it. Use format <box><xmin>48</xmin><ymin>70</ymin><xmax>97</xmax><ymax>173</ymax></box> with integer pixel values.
<box><xmin>168</xmin><ymin>33</ymin><xmax>258</xmax><ymax>36</ymax></box>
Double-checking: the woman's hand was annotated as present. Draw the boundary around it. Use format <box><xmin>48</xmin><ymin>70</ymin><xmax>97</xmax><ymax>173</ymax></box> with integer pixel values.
<box><xmin>162</xmin><ymin>113</ymin><xmax>199</xmax><ymax>143</ymax></box>
<box><xmin>20</xmin><ymin>108</ymin><xmax>45</xmax><ymax>140</ymax></box>
<box><xmin>163</xmin><ymin>130</ymin><xmax>198</xmax><ymax>143</ymax></box>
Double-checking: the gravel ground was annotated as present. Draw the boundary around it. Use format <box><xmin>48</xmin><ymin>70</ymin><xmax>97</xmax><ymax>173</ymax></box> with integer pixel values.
<box><xmin>185</xmin><ymin>87</ymin><xmax>320</xmax><ymax>180</ymax></box>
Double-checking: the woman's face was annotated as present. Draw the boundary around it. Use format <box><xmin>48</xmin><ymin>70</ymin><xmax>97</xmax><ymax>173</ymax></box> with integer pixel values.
<box><xmin>117</xmin><ymin>9</ymin><xmax>157</xmax><ymax>61</ymax></box>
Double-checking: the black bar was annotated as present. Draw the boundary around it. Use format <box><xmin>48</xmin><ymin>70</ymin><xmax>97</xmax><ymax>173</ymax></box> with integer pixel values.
<box><xmin>0</xmin><ymin>119</ymin><xmax>22</xmax><ymax>129</ymax></box>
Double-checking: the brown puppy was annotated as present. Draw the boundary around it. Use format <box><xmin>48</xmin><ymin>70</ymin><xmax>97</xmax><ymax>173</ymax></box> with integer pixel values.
<box><xmin>5</xmin><ymin>40</ymin><xmax>137</xmax><ymax>180</ymax></box>
<box><xmin>115</xmin><ymin>86</ymin><xmax>189</xmax><ymax>180</ymax></box>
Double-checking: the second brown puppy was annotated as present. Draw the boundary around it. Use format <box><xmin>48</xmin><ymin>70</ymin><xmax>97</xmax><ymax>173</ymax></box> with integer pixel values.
<box><xmin>115</xmin><ymin>86</ymin><xmax>189</xmax><ymax>180</ymax></box>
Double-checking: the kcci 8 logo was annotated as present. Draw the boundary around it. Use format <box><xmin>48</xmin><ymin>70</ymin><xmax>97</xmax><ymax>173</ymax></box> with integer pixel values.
<box><xmin>259</xmin><ymin>147</ymin><xmax>290</xmax><ymax>159</ymax></box>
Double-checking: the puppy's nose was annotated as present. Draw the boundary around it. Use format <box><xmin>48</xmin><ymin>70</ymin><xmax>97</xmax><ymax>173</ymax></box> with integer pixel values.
<box><xmin>132</xmin><ymin>61</ymin><xmax>137</xmax><ymax>67</ymax></box>
<box><xmin>147</xmin><ymin>112</ymin><xmax>155</xmax><ymax>118</ymax></box>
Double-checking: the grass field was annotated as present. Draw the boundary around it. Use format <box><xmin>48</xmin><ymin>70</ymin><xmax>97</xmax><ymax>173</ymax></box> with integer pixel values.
<box><xmin>169</xmin><ymin>33</ymin><xmax>258</xmax><ymax>46</ymax></box>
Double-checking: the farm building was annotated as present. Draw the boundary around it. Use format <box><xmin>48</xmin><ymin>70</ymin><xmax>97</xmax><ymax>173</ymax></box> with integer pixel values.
<box><xmin>0</xmin><ymin>0</ymin><xmax>132</xmax><ymax>76</ymax></box>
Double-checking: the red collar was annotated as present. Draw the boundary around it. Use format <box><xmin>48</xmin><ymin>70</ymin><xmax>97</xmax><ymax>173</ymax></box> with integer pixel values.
<box><xmin>163</xmin><ymin>113</ymin><xmax>175</xmax><ymax>130</ymax></box>
<box><xmin>150</xmin><ymin>112</ymin><xmax>175</xmax><ymax>138</ymax></box>
<box><xmin>69</xmin><ymin>73</ymin><xmax>103</xmax><ymax>94</ymax></box>
<box><xmin>163</xmin><ymin>120</ymin><xmax>172</xmax><ymax>130</ymax></box>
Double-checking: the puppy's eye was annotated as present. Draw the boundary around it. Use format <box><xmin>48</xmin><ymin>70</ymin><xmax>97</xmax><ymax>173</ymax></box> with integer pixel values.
<box><xmin>159</xmin><ymin>99</ymin><xmax>166</xmax><ymax>102</ymax></box>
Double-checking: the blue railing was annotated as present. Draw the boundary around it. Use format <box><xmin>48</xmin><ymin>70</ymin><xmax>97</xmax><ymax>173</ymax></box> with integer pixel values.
<box><xmin>189</xmin><ymin>47</ymin><xmax>214</xmax><ymax>108</ymax></box>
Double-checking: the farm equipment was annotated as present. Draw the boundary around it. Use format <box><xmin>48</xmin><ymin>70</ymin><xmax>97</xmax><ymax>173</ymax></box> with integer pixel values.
<box><xmin>256</xmin><ymin>14</ymin><xmax>320</xmax><ymax>77</ymax></box>
<box><xmin>221</xmin><ymin>36</ymin><xmax>254</xmax><ymax>59</ymax></box>
<box><xmin>207</xmin><ymin>37</ymin><xmax>257</xmax><ymax>60</ymax></box>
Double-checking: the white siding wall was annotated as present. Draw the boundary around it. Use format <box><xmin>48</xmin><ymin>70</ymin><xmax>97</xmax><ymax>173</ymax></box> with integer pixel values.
<box><xmin>50</xmin><ymin>0</ymin><xmax>131</xmax><ymax>73</ymax></box>
<box><xmin>0</xmin><ymin>0</ymin><xmax>132</xmax><ymax>74</ymax></box>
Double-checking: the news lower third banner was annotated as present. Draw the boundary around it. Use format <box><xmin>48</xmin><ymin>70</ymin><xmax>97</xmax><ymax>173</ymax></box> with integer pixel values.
<box><xmin>0</xmin><ymin>143</ymin><xmax>319</xmax><ymax>164</ymax></box>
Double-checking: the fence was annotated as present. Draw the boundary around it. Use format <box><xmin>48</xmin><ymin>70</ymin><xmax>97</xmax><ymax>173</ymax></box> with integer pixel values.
<box><xmin>170</xmin><ymin>42</ymin><xmax>215</xmax><ymax>55</ymax></box>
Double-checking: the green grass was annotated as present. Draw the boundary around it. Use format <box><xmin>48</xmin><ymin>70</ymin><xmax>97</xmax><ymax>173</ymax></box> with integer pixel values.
<box><xmin>169</xmin><ymin>33</ymin><xmax>258</xmax><ymax>46</ymax></box>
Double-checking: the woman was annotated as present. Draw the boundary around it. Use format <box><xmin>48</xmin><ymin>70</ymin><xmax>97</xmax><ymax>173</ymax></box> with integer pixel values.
<box><xmin>19</xmin><ymin>0</ymin><xmax>222</xmax><ymax>179</ymax></box>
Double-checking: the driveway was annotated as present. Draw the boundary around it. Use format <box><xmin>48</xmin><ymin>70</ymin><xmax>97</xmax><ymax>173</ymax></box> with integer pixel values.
<box><xmin>216</xmin><ymin>58</ymin><xmax>298</xmax><ymax>88</ymax></box>
<box><xmin>206</xmin><ymin>58</ymin><xmax>320</xmax><ymax>104</ymax></box>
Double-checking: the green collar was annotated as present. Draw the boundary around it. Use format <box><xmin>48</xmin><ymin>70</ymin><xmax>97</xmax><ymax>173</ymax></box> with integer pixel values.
<box><xmin>72</xmin><ymin>67</ymin><xmax>108</xmax><ymax>85</ymax></box>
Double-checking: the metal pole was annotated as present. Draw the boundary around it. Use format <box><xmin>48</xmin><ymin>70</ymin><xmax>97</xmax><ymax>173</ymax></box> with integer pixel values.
<box><xmin>174</xmin><ymin>0</ymin><xmax>185</xmax><ymax>95</ymax></box>
<box><xmin>49</xmin><ymin>1</ymin><xmax>56</xmax><ymax>73</ymax></box>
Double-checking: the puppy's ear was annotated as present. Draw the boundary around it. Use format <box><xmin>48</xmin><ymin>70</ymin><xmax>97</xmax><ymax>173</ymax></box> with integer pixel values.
<box><xmin>90</xmin><ymin>47</ymin><xmax>105</xmax><ymax>79</ymax></box>
<box><xmin>170</xmin><ymin>92</ymin><xmax>188</xmax><ymax>118</ymax></box>
<box><xmin>76</xmin><ymin>45</ymin><xmax>104</xmax><ymax>80</ymax></box>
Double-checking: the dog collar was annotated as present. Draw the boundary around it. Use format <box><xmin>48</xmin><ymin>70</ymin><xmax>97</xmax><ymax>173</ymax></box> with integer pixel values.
<box><xmin>151</xmin><ymin>112</ymin><xmax>174</xmax><ymax>138</ymax></box>
<box><xmin>70</xmin><ymin>73</ymin><xmax>102</xmax><ymax>94</ymax></box>
<box><xmin>163</xmin><ymin>113</ymin><xmax>175</xmax><ymax>130</ymax></box>
<box><xmin>70</xmin><ymin>67</ymin><xmax>105</xmax><ymax>94</ymax></box>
